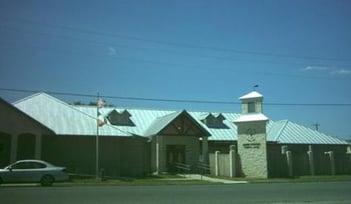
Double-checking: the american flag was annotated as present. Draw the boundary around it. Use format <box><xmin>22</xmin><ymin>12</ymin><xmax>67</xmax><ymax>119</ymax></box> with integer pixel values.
<box><xmin>97</xmin><ymin>98</ymin><xmax>106</xmax><ymax>109</ymax></box>
<box><xmin>97</xmin><ymin>98</ymin><xmax>106</xmax><ymax>127</ymax></box>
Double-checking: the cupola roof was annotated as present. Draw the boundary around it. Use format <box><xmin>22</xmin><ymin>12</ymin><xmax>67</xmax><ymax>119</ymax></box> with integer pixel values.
<box><xmin>239</xmin><ymin>91</ymin><xmax>263</xmax><ymax>100</ymax></box>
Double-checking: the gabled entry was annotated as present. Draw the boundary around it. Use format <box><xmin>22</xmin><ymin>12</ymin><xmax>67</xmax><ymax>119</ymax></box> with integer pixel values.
<box><xmin>145</xmin><ymin>110</ymin><xmax>210</xmax><ymax>137</ymax></box>
<box><xmin>160</xmin><ymin>111</ymin><xmax>211</xmax><ymax>137</ymax></box>
<box><xmin>147</xmin><ymin>110</ymin><xmax>211</xmax><ymax>174</ymax></box>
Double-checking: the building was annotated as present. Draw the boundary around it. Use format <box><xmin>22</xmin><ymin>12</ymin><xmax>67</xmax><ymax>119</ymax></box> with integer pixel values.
<box><xmin>0</xmin><ymin>91</ymin><xmax>350</xmax><ymax>178</ymax></box>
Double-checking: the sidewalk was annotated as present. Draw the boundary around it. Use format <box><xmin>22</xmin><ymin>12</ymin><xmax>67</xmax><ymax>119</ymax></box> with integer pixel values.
<box><xmin>180</xmin><ymin>174</ymin><xmax>248</xmax><ymax>184</ymax></box>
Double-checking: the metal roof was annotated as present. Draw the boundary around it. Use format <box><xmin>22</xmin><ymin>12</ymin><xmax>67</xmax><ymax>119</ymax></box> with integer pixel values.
<box><xmin>144</xmin><ymin>111</ymin><xmax>183</xmax><ymax>136</ymax></box>
<box><xmin>239</xmin><ymin>91</ymin><xmax>263</xmax><ymax>100</ymax></box>
<box><xmin>11</xmin><ymin>92</ymin><xmax>348</xmax><ymax>145</ymax></box>
<box><xmin>267</xmin><ymin>120</ymin><xmax>348</xmax><ymax>145</ymax></box>
<box><xmin>13</xmin><ymin>93</ymin><xmax>132</xmax><ymax>137</ymax></box>
<box><xmin>189</xmin><ymin>112</ymin><xmax>240</xmax><ymax>141</ymax></box>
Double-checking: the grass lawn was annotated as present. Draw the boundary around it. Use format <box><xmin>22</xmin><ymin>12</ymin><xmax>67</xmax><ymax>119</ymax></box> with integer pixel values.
<box><xmin>214</xmin><ymin>175</ymin><xmax>351</xmax><ymax>184</ymax></box>
<box><xmin>61</xmin><ymin>174</ymin><xmax>213</xmax><ymax>186</ymax></box>
<box><xmin>60</xmin><ymin>174</ymin><xmax>351</xmax><ymax>186</ymax></box>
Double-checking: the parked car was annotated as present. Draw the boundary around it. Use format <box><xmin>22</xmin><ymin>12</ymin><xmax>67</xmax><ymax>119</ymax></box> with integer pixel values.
<box><xmin>0</xmin><ymin>160</ymin><xmax>69</xmax><ymax>186</ymax></box>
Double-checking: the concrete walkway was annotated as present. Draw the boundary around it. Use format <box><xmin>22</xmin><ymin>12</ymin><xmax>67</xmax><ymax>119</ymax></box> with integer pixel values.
<box><xmin>180</xmin><ymin>174</ymin><xmax>248</xmax><ymax>184</ymax></box>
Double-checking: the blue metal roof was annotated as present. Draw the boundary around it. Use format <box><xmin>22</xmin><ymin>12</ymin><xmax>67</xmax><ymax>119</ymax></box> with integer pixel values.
<box><xmin>12</xmin><ymin>93</ymin><xmax>348</xmax><ymax>145</ymax></box>
<box><xmin>268</xmin><ymin>120</ymin><xmax>348</xmax><ymax>145</ymax></box>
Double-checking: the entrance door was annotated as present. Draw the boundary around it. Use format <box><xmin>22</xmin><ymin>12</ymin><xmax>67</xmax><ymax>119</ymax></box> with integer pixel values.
<box><xmin>166</xmin><ymin>145</ymin><xmax>185</xmax><ymax>173</ymax></box>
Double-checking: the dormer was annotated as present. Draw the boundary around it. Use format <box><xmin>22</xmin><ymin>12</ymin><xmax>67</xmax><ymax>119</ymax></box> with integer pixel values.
<box><xmin>239</xmin><ymin>91</ymin><xmax>263</xmax><ymax>114</ymax></box>
<box><xmin>201</xmin><ymin>113</ymin><xmax>227</xmax><ymax>128</ymax></box>
<box><xmin>107</xmin><ymin>109</ymin><xmax>135</xmax><ymax>126</ymax></box>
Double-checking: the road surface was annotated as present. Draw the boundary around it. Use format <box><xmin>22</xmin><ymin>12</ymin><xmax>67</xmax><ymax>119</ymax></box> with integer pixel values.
<box><xmin>1</xmin><ymin>182</ymin><xmax>350</xmax><ymax>204</ymax></box>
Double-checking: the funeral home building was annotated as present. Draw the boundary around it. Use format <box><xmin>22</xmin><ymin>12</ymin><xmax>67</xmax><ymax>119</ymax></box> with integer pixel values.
<box><xmin>0</xmin><ymin>91</ymin><xmax>350</xmax><ymax>178</ymax></box>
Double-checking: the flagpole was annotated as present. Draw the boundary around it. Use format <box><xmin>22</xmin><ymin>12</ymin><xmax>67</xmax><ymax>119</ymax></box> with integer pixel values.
<box><xmin>96</xmin><ymin>92</ymin><xmax>100</xmax><ymax>180</ymax></box>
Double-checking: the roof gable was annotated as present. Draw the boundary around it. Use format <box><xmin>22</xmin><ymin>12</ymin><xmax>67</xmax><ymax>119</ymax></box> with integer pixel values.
<box><xmin>13</xmin><ymin>93</ymin><xmax>132</xmax><ymax>136</ymax></box>
<box><xmin>239</xmin><ymin>91</ymin><xmax>263</xmax><ymax>100</ymax></box>
<box><xmin>0</xmin><ymin>97</ymin><xmax>54</xmax><ymax>135</ymax></box>
<box><xmin>144</xmin><ymin>110</ymin><xmax>211</xmax><ymax>137</ymax></box>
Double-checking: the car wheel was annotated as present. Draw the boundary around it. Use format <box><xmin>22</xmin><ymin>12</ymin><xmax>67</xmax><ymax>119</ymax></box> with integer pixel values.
<box><xmin>41</xmin><ymin>175</ymin><xmax>54</xmax><ymax>186</ymax></box>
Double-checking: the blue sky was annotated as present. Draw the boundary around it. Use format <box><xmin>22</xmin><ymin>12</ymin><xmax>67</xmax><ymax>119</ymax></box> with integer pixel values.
<box><xmin>0</xmin><ymin>0</ymin><xmax>350</xmax><ymax>139</ymax></box>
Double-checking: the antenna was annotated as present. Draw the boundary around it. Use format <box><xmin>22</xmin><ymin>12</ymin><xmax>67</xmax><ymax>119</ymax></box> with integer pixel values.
<box><xmin>312</xmin><ymin>123</ymin><xmax>320</xmax><ymax>131</ymax></box>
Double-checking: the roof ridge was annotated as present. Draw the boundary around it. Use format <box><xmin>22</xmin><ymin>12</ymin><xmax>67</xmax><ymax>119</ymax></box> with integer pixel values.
<box><xmin>86</xmin><ymin>104</ymin><xmax>241</xmax><ymax>114</ymax></box>
<box><xmin>73</xmin><ymin>105</ymin><xmax>243</xmax><ymax>116</ymax></box>
<box><xmin>273</xmin><ymin>120</ymin><xmax>289</xmax><ymax>142</ymax></box>
<box><xmin>12</xmin><ymin>92</ymin><xmax>46</xmax><ymax>105</ymax></box>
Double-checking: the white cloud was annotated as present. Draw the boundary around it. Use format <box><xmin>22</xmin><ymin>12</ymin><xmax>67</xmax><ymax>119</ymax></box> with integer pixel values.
<box><xmin>302</xmin><ymin>66</ymin><xmax>329</xmax><ymax>72</ymax></box>
<box><xmin>108</xmin><ymin>47</ymin><xmax>117</xmax><ymax>56</ymax></box>
<box><xmin>331</xmin><ymin>69</ymin><xmax>351</xmax><ymax>75</ymax></box>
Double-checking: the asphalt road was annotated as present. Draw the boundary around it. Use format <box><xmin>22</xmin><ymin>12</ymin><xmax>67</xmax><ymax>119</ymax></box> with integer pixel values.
<box><xmin>1</xmin><ymin>182</ymin><xmax>350</xmax><ymax>204</ymax></box>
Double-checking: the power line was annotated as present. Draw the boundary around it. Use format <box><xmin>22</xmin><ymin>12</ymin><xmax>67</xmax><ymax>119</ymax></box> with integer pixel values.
<box><xmin>1</xmin><ymin>88</ymin><xmax>351</xmax><ymax>107</ymax></box>
<box><xmin>0</xmin><ymin>32</ymin><xmax>350</xmax><ymax>81</ymax></box>
<box><xmin>1</xmin><ymin>16</ymin><xmax>351</xmax><ymax>62</ymax></box>
<box><xmin>2</xmin><ymin>20</ymin><xmax>351</xmax><ymax>81</ymax></box>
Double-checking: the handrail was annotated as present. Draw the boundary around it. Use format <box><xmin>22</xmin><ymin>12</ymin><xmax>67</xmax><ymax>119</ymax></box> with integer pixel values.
<box><xmin>197</xmin><ymin>161</ymin><xmax>210</xmax><ymax>175</ymax></box>
<box><xmin>174</xmin><ymin>162</ymin><xmax>191</xmax><ymax>172</ymax></box>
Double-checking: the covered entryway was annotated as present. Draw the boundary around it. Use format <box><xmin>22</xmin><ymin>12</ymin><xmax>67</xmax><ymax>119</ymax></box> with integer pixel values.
<box><xmin>166</xmin><ymin>145</ymin><xmax>186</xmax><ymax>172</ymax></box>
<box><xmin>147</xmin><ymin>110</ymin><xmax>211</xmax><ymax>174</ymax></box>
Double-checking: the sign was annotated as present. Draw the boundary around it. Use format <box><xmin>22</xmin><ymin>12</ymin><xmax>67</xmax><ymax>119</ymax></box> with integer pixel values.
<box><xmin>243</xmin><ymin>143</ymin><xmax>260</xmax><ymax>149</ymax></box>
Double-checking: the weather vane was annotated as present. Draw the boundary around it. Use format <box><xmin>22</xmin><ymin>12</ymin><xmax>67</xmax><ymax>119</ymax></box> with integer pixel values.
<box><xmin>253</xmin><ymin>85</ymin><xmax>259</xmax><ymax>91</ymax></box>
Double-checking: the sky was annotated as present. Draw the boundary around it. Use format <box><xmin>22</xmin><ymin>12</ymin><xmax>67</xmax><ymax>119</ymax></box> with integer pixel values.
<box><xmin>0</xmin><ymin>0</ymin><xmax>350</xmax><ymax>139</ymax></box>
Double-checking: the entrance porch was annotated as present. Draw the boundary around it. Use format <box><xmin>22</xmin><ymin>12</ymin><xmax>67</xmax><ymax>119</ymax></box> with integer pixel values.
<box><xmin>147</xmin><ymin>110</ymin><xmax>211</xmax><ymax>174</ymax></box>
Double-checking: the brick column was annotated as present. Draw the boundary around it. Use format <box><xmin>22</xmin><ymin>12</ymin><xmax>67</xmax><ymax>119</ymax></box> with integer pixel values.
<box><xmin>215</xmin><ymin>151</ymin><xmax>220</xmax><ymax>176</ymax></box>
<box><xmin>201</xmin><ymin>137</ymin><xmax>208</xmax><ymax>163</ymax></box>
<box><xmin>10</xmin><ymin>134</ymin><xmax>18</xmax><ymax>163</ymax></box>
<box><xmin>229</xmin><ymin>145</ymin><xmax>237</xmax><ymax>178</ymax></box>
<box><xmin>325</xmin><ymin>151</ymin><xmax>335</xmax><ymax>175</ymax></box>
<box><xmin>35</xmin><ymin>134</ymin><xmax>42</xmax><ymax>160</ymax></box>
<box><xmin>307</xmin><ymin>145</ymin><xmax>315</xmax><ymax>176</ymax></box>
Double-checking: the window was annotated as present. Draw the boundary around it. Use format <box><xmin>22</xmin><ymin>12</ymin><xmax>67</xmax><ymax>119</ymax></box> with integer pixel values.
<box><xmin>11</xmin><ymin>162</ymin><xmax>28</xmax><ymax>169</ymax></box>
<box><xmin>30</xmin><ymin>161</ymin><xmax>46</xmax><ymax>169</ymax></box>
<box><xmin>248</xmin><ymin>101</ymin><xmax>256</xmax><ymax>113</ymax></box>
<box><xmin>12</xmin><ymin>161</ymin><xmax>46</xmax><ymax>169</ymax></box>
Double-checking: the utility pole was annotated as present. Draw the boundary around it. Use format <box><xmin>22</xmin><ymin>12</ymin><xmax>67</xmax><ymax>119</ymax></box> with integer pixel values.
<box><xmin>312</xmin><ymin>123</ymin><xmax>320</xmax><ymax>131</ymax></box>
<box><xmin>96</xmin><ymin>92</ymin><xmax>100</xmax><ymax>180</ymax></box>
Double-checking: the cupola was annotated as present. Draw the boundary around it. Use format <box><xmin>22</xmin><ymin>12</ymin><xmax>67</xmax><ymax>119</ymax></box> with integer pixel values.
<box><xmin>239</xmin><ymin>91</ymin><xmax>263</xmax><ymax>114</ymax></box>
